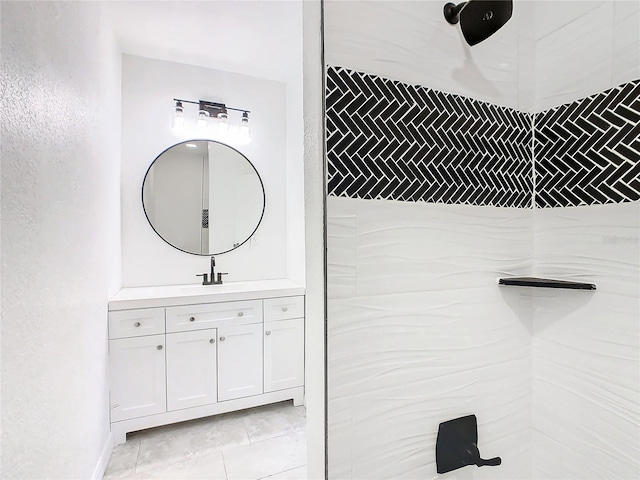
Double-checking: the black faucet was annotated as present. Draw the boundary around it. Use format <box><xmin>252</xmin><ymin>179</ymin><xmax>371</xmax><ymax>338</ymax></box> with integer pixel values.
<box><xmin>196</xmin><ymin>256</ymin><xmax>228</xmax><ymax>285</ymax></box>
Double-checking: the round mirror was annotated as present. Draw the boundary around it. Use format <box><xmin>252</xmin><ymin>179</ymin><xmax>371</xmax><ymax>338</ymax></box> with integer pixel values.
<box><xmin>142</xmin><ymin>140</ymin><xmax>265</xmax><ymax>255</ymax></box>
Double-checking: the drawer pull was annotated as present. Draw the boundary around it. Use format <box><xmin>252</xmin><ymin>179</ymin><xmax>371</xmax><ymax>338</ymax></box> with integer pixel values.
<box><xmin>266</xmin><ymin>331</ymin><xmax>272</xmax><ymax>336</ymax></box>
<box><xmin>237</xmin><ymin>312</ymin><xmax>244</xmax><ymax>317</ymax></box>
<box><xmin>282</xmin><ymin>307</ymin><xmax>288</xmax><ymax>312</ymax></box>
<box><xmin>189</xmin><ymin>317</ymin><xmax>195</xmax><ymax>322</ymax></box>
<box><xmin>210</xmin><ymin>339</ymin><xmax>215</xmax><ymax>344</ymax></box>
<box><xmin>157</xmin><ymin>345</ymin><xmax>163</xmax><ymax>350</ymax></box>
<box><xmin>134</xmin><ymin>322</ymin><xmax>141</xmax><ymax>327</ymax></box>
<box><xmin>220</xmin><ymin>336</ymin><xmax>226</xmax><ymax>342</ymax></box>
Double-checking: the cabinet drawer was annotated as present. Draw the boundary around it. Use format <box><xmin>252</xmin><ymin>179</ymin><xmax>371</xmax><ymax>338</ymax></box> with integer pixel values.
<box><xmin>263</xmin><ymin>296</ymin><xmax>304</xmax><ymax>322</ymax></box>
<box><xmin>166</xmin><ymin>300</ymin><xmax>263</xmax><ymax>333</ymax></box>
<box><xmin>109</xmin><ymin>308</ymin><xmax>165</xmax><ymax>339</ymax></box>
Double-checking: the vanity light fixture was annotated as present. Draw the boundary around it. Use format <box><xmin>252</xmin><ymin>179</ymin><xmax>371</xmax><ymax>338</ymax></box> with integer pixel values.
<box><xmin>171</xmin><ymin>101</ymin><xmax>185</xmax><ymax>132</ymax></box>
<box><xmin>171</xmin><ymin>98</ymin><xmax>251</xmax><ymax>144</ymax></box>
<box><xmin>217</xmin><ymin>107</ymin><xmax>229</xmax><ymax>134</ymax></box>
<box><xmin>197</xmin><ymin>109</ymin><xmax>209</xmax><ymax>131</ymax></box>
<box><xmin>239</xmin><ymin>111</ymin><xmax>251</xmax><ymax>143</ymax></box>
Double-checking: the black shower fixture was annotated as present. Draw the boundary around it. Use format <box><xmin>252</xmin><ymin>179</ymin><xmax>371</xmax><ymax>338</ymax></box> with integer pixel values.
<box><xmin>444</xmin><ymin>0</ymin><xmax>513</xmax><ymax>46</ymax></box>
<box><xmin>436</xmin><ymin>414</ymin><xmax>502</xmax><ymax>474</ymax></box>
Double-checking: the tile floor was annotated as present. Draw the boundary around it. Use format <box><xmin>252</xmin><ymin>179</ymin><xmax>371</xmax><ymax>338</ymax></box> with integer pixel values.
<box><xmin>103</xmin><ymin>401</ymin><xmax>306</xmax><ymax>480</ymax></box>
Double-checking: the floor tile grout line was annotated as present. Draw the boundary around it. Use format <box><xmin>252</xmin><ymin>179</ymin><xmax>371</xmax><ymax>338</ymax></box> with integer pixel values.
<box><xmin>133</xmin><ymin>440</ymin><xmax>141</xmax><ymax>474</ymax></box>
<box><xmin>245</xmin><ymin>426</ymin><xmax>307</xmax><ymax>446</ymax></box>
<box><xmin>135</xmin><ymin>445</ymin><xmax>241</xmax><ymax>477</ymax></box>
<box><xmin>256</xmin><ymin>463</ymin><xmax>307</xmax><ymax>480</ymax></box>
<box><xmin>222</xmin><ymin>450</ymin><xmax>230</xmax><ymax>480</ymax></box>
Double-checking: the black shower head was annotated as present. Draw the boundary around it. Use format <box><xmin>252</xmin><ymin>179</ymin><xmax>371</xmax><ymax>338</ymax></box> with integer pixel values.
<box><xmin>444</xmin><ymin>0</ymin><xmax>513</xmax><ymax>46</ymax></box>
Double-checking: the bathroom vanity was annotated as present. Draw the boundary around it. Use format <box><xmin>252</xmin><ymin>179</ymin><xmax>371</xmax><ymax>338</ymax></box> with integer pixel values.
<box><xmin>108</xmin><ymin>279</ymin><xmax>305</xmax><ymax>444</ymax></box>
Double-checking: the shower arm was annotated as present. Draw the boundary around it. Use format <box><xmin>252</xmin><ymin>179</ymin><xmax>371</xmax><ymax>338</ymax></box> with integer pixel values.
<box><xmin>443</xmin><ymin>2</ymin><xmax>467</xmax><ymax>24</ymax></box>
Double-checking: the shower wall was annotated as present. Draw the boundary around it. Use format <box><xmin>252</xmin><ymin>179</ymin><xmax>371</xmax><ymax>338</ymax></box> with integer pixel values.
<box><xmin>533</xmin><ymin>0</ymin><xmax>639</xmax><ymax>111</ymax></box>
<box><xmin>530</xmin><ymin>3</ymin><xmax>640</xmax><ymax>478</ymax></box>
<box><xmin>326</xmin><ymin>2</ymin><xmax>535</xmax><ymax>479</ymax></box>
<box><xmin>325</xmin><ymin>1</ymin><xmax>639</xmax><ymax>479</ymax></box>
<box><xmin>531</xmin><ymin>63</ymin><xmax>640</xmax><ymax>480</ymax></box>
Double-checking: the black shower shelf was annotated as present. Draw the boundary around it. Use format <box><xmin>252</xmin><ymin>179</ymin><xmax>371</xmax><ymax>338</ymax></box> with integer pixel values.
<box><xmin>498</xmin><ymin>277</ymin><xmax>596</xmax><ymax>290</ymax></box>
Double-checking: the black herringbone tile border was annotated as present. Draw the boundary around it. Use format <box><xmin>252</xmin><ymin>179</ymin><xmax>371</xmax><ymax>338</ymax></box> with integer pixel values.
<box><xmin>326</xmin><ymin>66</ymin><xmax>640</xmax><ymax>209</ymax></box>
<box><xmin>534</xmin><ymin>80</ymin><xmax>640</xmax><ymax>208</ymax></box>
<box><xmin>326</xmin><ymin>66</ymin><xmax>533</xmax><ymax>208</ymax></box>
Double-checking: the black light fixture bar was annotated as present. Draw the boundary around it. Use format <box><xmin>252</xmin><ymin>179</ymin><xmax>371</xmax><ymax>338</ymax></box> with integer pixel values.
<box><xmin>173</xmin><ymin>98</ymin><xmax>250</xmax><ymax>114</ymax></box>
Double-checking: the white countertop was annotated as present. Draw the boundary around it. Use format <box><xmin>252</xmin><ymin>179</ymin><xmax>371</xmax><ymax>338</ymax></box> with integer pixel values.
<box><xmin>109</xmin><ymin>279</ymin><xmax>305</xmax><ymax>311</ymax></box>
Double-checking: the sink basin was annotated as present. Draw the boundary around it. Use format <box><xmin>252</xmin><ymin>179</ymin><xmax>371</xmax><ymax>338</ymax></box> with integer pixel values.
<box><xmin>177</xmin><ymin>283</ymin><xmax>246</xmax><ymax>295</ymax></box>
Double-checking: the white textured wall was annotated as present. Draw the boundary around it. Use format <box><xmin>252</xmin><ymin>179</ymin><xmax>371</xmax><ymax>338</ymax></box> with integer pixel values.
<box><xmin>327</xmin><ymin>197</ymin><xmax>533</xmax><ymax>479</ymax></box>
<box><xmin>1</xmin><ymin>1</ymin><xmax>121</xmax><ymax>478</ymax></box>
<box><xmin>533</xmin><ymin>0</ymin><xmax>640</xmax><ymax>111</ymax></box>
<box><xmin>121</xmin><ymin>55</ymin><xmax>288</xmax><ymax>287</ymax></box>
<box><xmin>286</xmin><ymin>0</ymin><xmax>307</xmax><ymax>284</ymax></box>
<box><xmin>531</xmin><ymin>203</ymin><xmax>640</xmax><ymax>479</ymax></box>
<box><xmin>302</xmin><ymin>1</ymin><xmax>326</xmax><ymax>478</ymax></box>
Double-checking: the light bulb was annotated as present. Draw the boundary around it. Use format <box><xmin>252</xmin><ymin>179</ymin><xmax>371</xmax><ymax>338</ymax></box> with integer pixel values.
<box><xmin>197</xmin><ymin>110</ymin><xmax>209</xmax><ymax>131</ymax></box>
<box><xmin>238</xmin><ymin>111</ymin><xmax>251</xmax><ymax>144</ymax></box>
<box><xmin>217</xmin><ymin>110</ymin><xmax>228</xmax><ymax>134</ymax></box>
<box><xmin>172</xmin><ymin>101</ymin><xmax>185</xmax><ymax>133</ymax></box>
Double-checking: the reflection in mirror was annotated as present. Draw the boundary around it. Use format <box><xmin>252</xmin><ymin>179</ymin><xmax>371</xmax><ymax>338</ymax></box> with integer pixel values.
<box><xmin>142</xmin><ymin>140</ymin><xmax>265</xmax><ymax>255</ymax></box>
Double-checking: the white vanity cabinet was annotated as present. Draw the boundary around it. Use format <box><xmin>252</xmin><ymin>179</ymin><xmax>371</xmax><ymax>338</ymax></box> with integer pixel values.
<box><xmin>166</xmin><ymin>329</ymin><xmax>218</xmax><ymax>411</ymax></box>
<box><xmin>107</xmin><ymin>280</ymin><xmax>305</xmax><ymax>445</ymax></box>
<box><xmin>108</xmin><ymin>308</ymin><xmax>167</xmax><ymax>422</ymax></box>
<box><xmin>218</xmin><ymin>323</ymin><xmax>263</xmax><ymax>401</ymax></box>
<box><xmin>109</xmin><ymin>334</ymin><xmax>167</xmax><ymax>422</ymax></box>
<box><xmin>264</xmin><ymin>296</ymin><xmax>305</xmax><ymax>392</ymax></box>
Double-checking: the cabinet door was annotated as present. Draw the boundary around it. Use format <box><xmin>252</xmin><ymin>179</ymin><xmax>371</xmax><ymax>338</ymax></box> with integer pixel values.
<box><xmin>109</xmin><ymin>335</ymin><xmax>166</xmax><ymax>422</ymax></box>
<box><xmin>264</xmin><ymin>318</ymin><xmax>305</xmax><ymax>392</ymax></box>
<box><xmin>166</xmin><ymin>329</ymin><xmax>217</xmax><ymax>411</ymax></box>
<box><xmin>217</xmin><ymin>323</ymin><xmax>263</xmax><ymax>401</ymax></box>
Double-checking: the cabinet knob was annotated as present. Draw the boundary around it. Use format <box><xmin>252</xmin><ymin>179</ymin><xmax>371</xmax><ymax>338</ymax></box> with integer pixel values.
<box><xmin>210</xmin><ymin>339</ymin><xmax>215</xmax><ymax>344</ymax></box>
<box><xmin>157</xmin><ymin>345</ymin><xmax>163</xmax><ymax>350</ymax></box>
<box><xmin>134</xmin><ymin>322</ymin><xmax>141</xmax><ymax>327</ymax></box>
<box><xmin>266</xmin><ymin>331</ymin><xmax>271</xmax><ymax>336</ymax></box>
<box><xmin>282</xmin><ymin>307</ymin><xmax>288</xmax><ymax>312</ymax></box>
<box><xmin>220</xmin><ymin>336</ymin><xmax>225</xmax><ymax>342</ymax></box>
<box><xmin>189</xmin><ymin>317</ymin><xmax>195</xmax><ymax>322</ymax></box>
<box><xmin>237</xmin><ymin>312</ymin><xmax>244</xmax><ymax>317</ymax></box>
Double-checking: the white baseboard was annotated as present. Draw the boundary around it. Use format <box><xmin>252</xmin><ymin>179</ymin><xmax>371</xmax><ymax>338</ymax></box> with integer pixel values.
<box><xmin>92</xmin><ymin>432</ymin><xmax>115</xmax><ymax>480</ymax></box>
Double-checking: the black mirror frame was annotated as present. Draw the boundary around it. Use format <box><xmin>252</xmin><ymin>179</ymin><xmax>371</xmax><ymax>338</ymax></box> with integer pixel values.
<box><xmin>141</xmin><ymin>139</ymin><xmax>266</xmax><ymax>256</ymax></box>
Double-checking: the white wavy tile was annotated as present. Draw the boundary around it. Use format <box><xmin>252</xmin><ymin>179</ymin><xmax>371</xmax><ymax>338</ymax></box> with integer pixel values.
<box><xmin>614</xmin><ymin>0</ymin><xmax>640</xmax><ymax>22</ymax></box>
<box><xmin>534</xmin><ymin>2</ymin><xmax>614</xmax><ymax>111</ymax></box>
<box><xmin>324</xmin><ymin>0</ymin><xmax>523</xmax><ymax>109</ymax></box>
<box><xmin>343</xmin><ymin>375</ymin><xmax>530</xmax><ymax>480</ymax></box>
<box><xmin>327</xmin><ymin>196</ymin><xmax>357</xmax><ymax>299</ymax></box>
<box><xmin>355</xmin><ymin>199</ymin><xmax>533</xmax><ymax>296</ymax></box>
<box><xmin>327</xmin><ymin>198</ymin><xmax>533</xmax><ymax>479</ymax></box>
<box><xmin>326</xmin><ymin>396</ymin><xmax>353</xmax><ymax>479</ymax></box>
<box><xmin>532</xmin><ymin>202</ymin><xmax>640</xmax><ymax>480</ymax></box>
<box><xmin>533</xmin><ymin>1</ymin><xmax>611</xmax><ymax>41</ymax></box>
<box><xmin>533</xmin><ymin>202</ymin><xmax>640</xmax><ymax>296</ymax></box>
<box><xmin>612</xmin><ymin>3</ymin><xmax>640</xmax><ymax>90</ymax></box>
